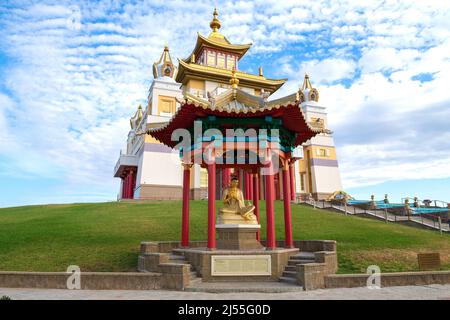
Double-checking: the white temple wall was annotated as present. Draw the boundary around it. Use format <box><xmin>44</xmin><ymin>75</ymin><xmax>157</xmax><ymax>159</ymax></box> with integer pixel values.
<box><xmin>138</xmin><ymin>150</ymin><xmax>182</xmax><ymax>186</ymax></box>
<box><xmin>311</xmin><ymin>166</ymin><xmax>342</xmax><ymax>194</ymax></box>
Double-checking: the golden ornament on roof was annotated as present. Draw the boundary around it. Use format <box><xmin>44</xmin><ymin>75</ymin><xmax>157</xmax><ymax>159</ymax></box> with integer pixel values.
<box><xmin>210</xmin><ymin>8</ymin><xmax>221</xmax><ymax>32</ymax></box>
<box><xmin>229</xmin><ymin>68</ymin><xmax>239</xmax><ymax>89</ymax></box>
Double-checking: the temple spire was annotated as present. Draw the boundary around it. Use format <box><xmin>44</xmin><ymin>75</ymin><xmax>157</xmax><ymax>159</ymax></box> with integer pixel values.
<box><xmin>299</xmin><ymin>73</ymin><xmax>319</xmax><ymax>103</ymax></box>
<box><xmin>153</xmin><ymin>45</ymin><xmax>176</xmax><ymax>79</ymax></box>
<box><xmin>210</xmin><ymin>8</ymin><xmax>221</xmax><ymax>32</ymax></box>
<box><xmin>301</xmin><ymin>73</ymin><xmax>313</xmax><ymax>90</ymax></box>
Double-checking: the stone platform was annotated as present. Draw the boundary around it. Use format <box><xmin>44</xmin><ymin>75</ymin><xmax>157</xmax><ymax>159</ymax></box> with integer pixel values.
<box><xmin>174</xmin><ymin>247</ymin><xmax>299</xmax><ymax>282</ymax></box>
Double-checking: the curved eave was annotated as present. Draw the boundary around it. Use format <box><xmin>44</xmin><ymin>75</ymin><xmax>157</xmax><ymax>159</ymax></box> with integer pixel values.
<box><xmin>147</xmin><ymin>98</ymin><xmax>320</xmax><ymax>149</ymax></box>
<box><xmin>184</xmin><ymin>33</ymin><xmax>252</xmax><ymax>63</ymax></box>
<box><xmin>176</xmin><ymin>59</ymin><xmax>287</xmax><ymax>93</ymax></box>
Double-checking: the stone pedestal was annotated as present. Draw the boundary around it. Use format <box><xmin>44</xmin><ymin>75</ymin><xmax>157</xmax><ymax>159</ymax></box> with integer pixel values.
<box><xmin>216</xmin><ymin>224</ymin><xmax>263</xmax><ymax>250</ymax></box>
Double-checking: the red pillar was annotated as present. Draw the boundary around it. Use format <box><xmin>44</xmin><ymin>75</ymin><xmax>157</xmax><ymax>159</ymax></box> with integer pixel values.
<box><xmin>123</xmin><ymin>173</ymin><xmax>129</xmax><ymax>199</ymax></box>
<box><xmin>289</xmin><ymin>164</ymin><xmax>295</xmax><ymax>201</ymax></box>
<box><xmin>129</xmin><ymin>170</ymin><xmax>135</xmax><ymax>199</ymax></box>
<box><xmin>275</xmin><ymin>172</ymin><xmax>281</xmax><ymax>200</ymax></box>
<box><xmin>222</xmin><ymin>168</ymin><xmax>231</xmax><ymax>188</ymax></box>
<box><xmin>265</xmin><ymin>162</ymin><xmax>276</xmax><ymax>250</ymax></box>
<box><xmin>253</xmin><ymin>172</ymin><xmax>260</xmax><ymax>241</ymax></box>
<box><xmin>248</xmin><ymin>172</ymin><xmax>253</xmax><ymax>201</ymax></box>
<box><xmin>243</xmin><ymin>172</ymin><xmax>248</xmax><ymax>200</ymax></box>
<box><xmin>181</xmin><ymin>164</ymin><xmax>191</xmax><ymax>247</ymax></box>
<box><xmin>282</xmin><ymin>163</ymin><xmax>294</xmax><ymax>248</ymax></box>
<box><xmin>207</xmin><ymin>162</ymin><xmax>216</xmax><ymax>250</ymax></box>
<box><xmin>121</xmin><ymin>177</ymin><xmax>126</xmax><ymax>199</ymax></box>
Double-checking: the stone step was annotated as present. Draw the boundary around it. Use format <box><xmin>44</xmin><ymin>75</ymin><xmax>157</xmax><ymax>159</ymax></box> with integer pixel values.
<box><xmin>282</xmin><ymin>271</ymin><xmax>297</xmax><ymax>278</ymax></box>
<box><xmin>290</xmin><ymin>256</ymin><xmax>315</xmax><ymax>261</ymax></box>
<box><xmin>279</xmin><ymin>276</ymin><xmax>297</xmax><ymax>284</ymax></box>
<box><xmin>289</xmin><ymin>258</ymin><xmax>315</xmax><ymax>263</ymax></box>
<box><xmin>295</xmin><ymin>252</ymin><xmax>316</xmax><ymax>259</ymax></box>
<box><xmin>288</xmin><ymin>259</ymin><xmax>315</xmax><ymax>266</ymax></box>
<box><xmin>166</xmin><ymin>261</ymin><xmax>189</xmax><ymax>265</ymax></box>
<box><xmin>190</xmin><ymin>271</ymin><xmax>197</xmax><ymax>278</ymax></box>
<box><xmin>185</xmin><ymin>281</ymin><xmax>303</xmax><ymax>293</ymax></box>
<box><xmin>284</xmin><ymin>265</ymin><xmax>296</xmax><ymax>272</ymax></box>
<box><xmin>169</xmin><ymin>254</ymin><xmax>186</xmax><ymax>261</ymax></box>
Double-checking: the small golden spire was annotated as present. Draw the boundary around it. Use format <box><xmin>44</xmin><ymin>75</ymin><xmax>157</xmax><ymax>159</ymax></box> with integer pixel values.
<box><xmin>258</xmin><ymin>66</ymin><xmax>263</xmax><ymax>77</ymax></box>
<box><xmin>229</xmin><ymin>67</ymin><xmax>239</xmax><ymax>89</ymax></box>
<box><xmin>137</xmin><ymin>104</ymin><xmax>143</xmax><ymax>119</ymax></box>
<box><xmin>210</xmin><ymin>8</ymin><xmax>221</xmax><ymax>32</ymax></box>
<box><xmin>191</xmin><ymin>53</ymin><xmax>195</xmax><ymax>63</ymax></box>
<box><xmin>164</xmin><ymin>44</ymin><xmax>169</xmax><ymax>52</ymax></box>
<box><xmin>301</xmin><ymin>73</ymin><xmax>313</xmax><ymax>90</ymax></box>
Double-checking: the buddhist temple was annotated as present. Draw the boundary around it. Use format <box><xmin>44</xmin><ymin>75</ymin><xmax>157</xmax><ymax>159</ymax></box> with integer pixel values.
<box><xmin>113</xmin><ymin>9</ymin><xmax>342</xmax><ymax>203</ymax></box>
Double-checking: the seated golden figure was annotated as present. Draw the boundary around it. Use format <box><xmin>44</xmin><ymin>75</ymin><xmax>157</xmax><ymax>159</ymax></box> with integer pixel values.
<box><xmin>218</xmin><ymin>176</ymin><xmax>258</xmax><ymax>225</ymax></box>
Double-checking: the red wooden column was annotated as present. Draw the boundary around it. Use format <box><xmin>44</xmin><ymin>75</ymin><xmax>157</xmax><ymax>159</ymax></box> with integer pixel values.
<box><xmin>207</xmin><ymin>161</ymin><xmax>216</xmax><ymax>250</ymax></box>
<box><xmin>265</xmin><ymin>161</ymin><xmax>276</xmax><ymax>249</ymax></box>
<box><xmin>222</xmin><ymin>168</ymin><xmax>231</xmax><ymax>188</ymax></box>
<box><xmin>248</xmin><ymin>172</ymin><xmax>253</xmax><ymax>201</ymax></box>
<box><xmin>181</xmin><ymin>163</ymin><xmax>192</xmax><ymax>248</ymax></box>
<box><xmin>129</xmin><ymin>170</ymin><xmax>135</xmax><ymax>199</ymax></box>
<box><xmin>289</xmin><ymin>163</ymin><xmax>295</xmax><ymax>201</ymax></box>
<box><xmin>244</xmin><ymin>172</ymin><xmax>249</xmax><ymax>200</ymax></box>
<box><xmin>282</xmin><ymin>161</ymin><xmax>294</xmax><ymax>248</ymax></box>
<box><xmin>121</xmin><ymin>176</ymin><xmax>126</xmax><ymax>199</ymax></box>
<box><xmin>123</xmin><ymin>173</ymin><xmax>129</xmax><ymax>199</ymax></box>
<box><xmin>275</xmin><ymin>173</ymin><xmax>281</xmax><ymax>200</ymax></box>
<box><xmin>252</xmin><ymin>172</ymin><xmax>261</xmax><ymax>241</ymax></box>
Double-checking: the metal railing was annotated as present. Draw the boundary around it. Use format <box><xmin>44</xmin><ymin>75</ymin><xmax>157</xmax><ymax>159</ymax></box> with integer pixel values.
<box><xmin>300</xmin><ymin>199</ymin><xmax>449</xmax><ymax>234</ymax></box>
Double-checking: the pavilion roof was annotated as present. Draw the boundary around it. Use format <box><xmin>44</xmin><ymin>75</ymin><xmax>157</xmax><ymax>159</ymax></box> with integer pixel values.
<box><xmin>175</xmin><ymin>59</ymin><xmax>287</xmax><ymax>93</ymax></box>
<box><xmin>146</xmin><ymin>88</ymin><xmax>325</xmax><ymax>149</ymax></box>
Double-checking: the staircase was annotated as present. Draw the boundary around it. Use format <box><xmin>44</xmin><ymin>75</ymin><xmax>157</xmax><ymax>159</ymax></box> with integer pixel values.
<box><xmin>303</xmin><ymin>200</ymin><xmax>449</xmax><ymax>233</ymax></box>
<box><xmin>279</xmin><ymin>252</ymin><xmax>316</xmax><ymax>284</ymax></box>
<box><xmin>168</xmin><ymin>251</ymin><xmax>202</xmax><ymax>286</ymax></box>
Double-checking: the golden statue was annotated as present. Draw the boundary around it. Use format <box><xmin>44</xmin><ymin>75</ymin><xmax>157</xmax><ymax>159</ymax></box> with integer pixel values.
<box><xmin>218</xmin><ymin>175</ymin><xmax>258</xmax><ymax>225</ymax></box>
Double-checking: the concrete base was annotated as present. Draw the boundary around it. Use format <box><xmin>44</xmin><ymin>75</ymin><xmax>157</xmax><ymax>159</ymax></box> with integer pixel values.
<box><xmin>216</xmin><ymin>224</ymin><xmax>263</xmax><ymax>250</ymax></box>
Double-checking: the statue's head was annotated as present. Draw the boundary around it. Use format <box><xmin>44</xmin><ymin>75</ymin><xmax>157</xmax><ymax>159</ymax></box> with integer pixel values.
<box><xmin>230</xmin><ymin>175</ymin><xmax>239</xmax><ymax>187</ymax></box>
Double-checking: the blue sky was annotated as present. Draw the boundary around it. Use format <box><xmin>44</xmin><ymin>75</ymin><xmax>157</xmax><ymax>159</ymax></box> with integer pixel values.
<box><xmin>0</xmin><ymin>0</ymin><xmax>450</xmax><ymax>207</ymax></box>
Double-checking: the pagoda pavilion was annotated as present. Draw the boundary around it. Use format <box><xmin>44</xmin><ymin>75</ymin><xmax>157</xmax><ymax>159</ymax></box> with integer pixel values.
<box><xmin>145</xmin><ymin>9</ymin><xmax>324</xmax><ymax>250</ymax></box>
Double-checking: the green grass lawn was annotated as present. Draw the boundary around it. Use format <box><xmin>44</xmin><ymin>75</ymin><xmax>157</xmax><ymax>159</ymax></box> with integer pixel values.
<box><xmin>0</xmin><ymin>201</ymin><xmax>449</xmax><ymax>274</ymax></box>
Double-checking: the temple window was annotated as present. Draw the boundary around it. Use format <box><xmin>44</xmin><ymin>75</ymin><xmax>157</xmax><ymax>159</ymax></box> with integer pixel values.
<box><xmin>317</xmin><ymin>148</ymin><xmax>328</xmax><ymax>157</ymax></box>
<box><xmin>207</xmin><ymin>50</ymin><xmax>216</xmax><ymax>66</ymax></box>
<box><xmin>226</xmin><ymin>54</ymin><xmax>235</xmax><ymax>70</ymax></box>
<box><xmin>158</xmin><ymin>96</ymin><xmax>176</xmax><ymax>115</ymax></box>
<box><xmin>163</xmin><ymin>65</ymin><xmax>171</xmax><ymax>76</ymax></box>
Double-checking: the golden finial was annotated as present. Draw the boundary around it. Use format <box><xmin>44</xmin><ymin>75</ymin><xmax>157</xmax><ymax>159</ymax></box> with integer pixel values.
<box><xmin>301</xmin><ymin>73</ymin><xmax>313</xmax><ymax>90</ymax></box>
<box><xmin>137</xmin><ymin>104</ymin><xmax>143</xmax><ymax>119</ymax></box>
<box><xmin>210</xmin><ymin>8</ymin><xmax>221</xmax><ymax>32</ymax></box>
<box><xmin>164</xmin><ymin>44</ymin><xmax>169</xmax><ymax>52</ymax></box>
<box><xmin>191</xmin><ymin>53</ymin><xmax>195</xmax><ymax>63</ymax></box>
<box><xmin>229</xmin><ymin>67</ymin><xmax>239</xmax><ymax>89</ymax></box>
<box><xmin>258</xmin><ymin>66</ymin><xmax>263</xmax><ymax>77</ymax></box>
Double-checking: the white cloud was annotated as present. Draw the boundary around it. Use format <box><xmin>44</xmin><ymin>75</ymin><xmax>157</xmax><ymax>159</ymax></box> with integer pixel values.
<box><xmin>0</xmin><ymin>0</ymin><xmax>450</xmax><ymax>204</ymax></box>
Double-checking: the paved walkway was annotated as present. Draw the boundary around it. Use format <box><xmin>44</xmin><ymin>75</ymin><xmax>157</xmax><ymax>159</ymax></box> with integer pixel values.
<box><xmin>1</xmin><ymin>284</ymin><xmax>450</xmax><ymax>300</ymax></box>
